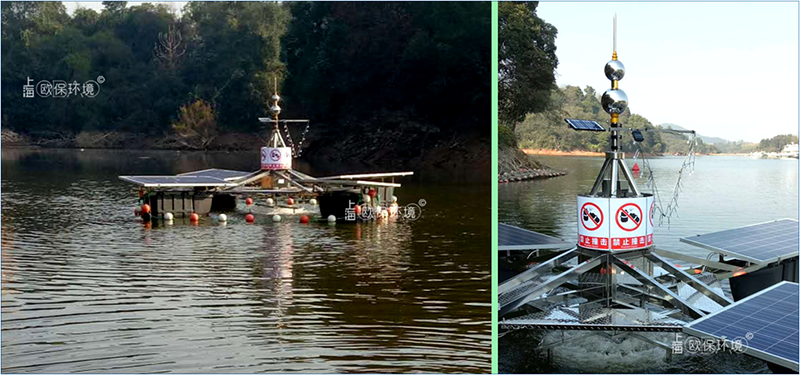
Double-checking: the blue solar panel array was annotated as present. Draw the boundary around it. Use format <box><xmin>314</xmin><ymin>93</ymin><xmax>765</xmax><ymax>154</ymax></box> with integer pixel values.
<box><xmin>565</xmin><ymin>119</ymin><xmax>605</xmax><ymax>132</ymax></box>
<box><xmin>119</xmin><ymin>175</ymin><xmax>236</xmax><ymax>187</ymax></box>
<box><xmin>498</xmin><ymin>223</ymin><xmax>573</xmax><ymax>251</ymax></box>
<box><xmin>684</xmin><ymin>282</ymin><xmax>799</xmax><ymax>371</ymax></box>
<box><xmin>681</xmin><ymin>219</ymin><xmax>799</xmax><ymax>264</ymax></box>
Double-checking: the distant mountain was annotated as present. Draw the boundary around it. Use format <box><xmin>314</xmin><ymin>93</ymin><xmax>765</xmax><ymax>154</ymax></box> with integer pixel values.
<box><xmin>659</xmin><ymin>123</ymin><xmax>729</xmax><ymax>145</ymax></box>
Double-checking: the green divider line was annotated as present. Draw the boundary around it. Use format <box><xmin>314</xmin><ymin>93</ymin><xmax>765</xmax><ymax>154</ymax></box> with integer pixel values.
<box><xmin>491</xmin><ymin>2</ymin><xmax>498</xmax><ymax>374</ymax></box>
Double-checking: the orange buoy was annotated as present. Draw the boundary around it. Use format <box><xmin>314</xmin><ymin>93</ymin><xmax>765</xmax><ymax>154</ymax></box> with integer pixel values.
<box><xmin>245</xmin><ymin>213</ymin><xmax>255</xmax><ymax>223</ymax></box>
<box><xmin>632</xmin><ymin>163</ymin><xmax>640</xmax><ymax>172</ymax></box>
<box><xmin>245</xmin><ymin>197</ymin><xmax>253</xmax><ymax>206</ymax></box>
<box><xmin>141</xmin><ymin>204</ymin><xmax>151</xmax><ymax>214</ymax></box>
<box><xmin>355</xmin><ymin>205</ymin><xmax>362</xmax><ymax>216</ymax></box>
<box><xmin>300</xmin><ymin>215</ymin><xmax>309</xmax><ymax>224</ymax></box>
<box><xmin>732</xmin><ymin>270</ymin><xmax>747</xmax><ymax>277</ymax></box>
<box><xmin>189</xmin><ymin>213</ymin><xmax>200</xmax><ymax>222</ymax></box>
<box><xmin>287</xmin><ymin>197</ymin><xmax>294</xmax><ymax>205</ymax></box>
<box><xmin>693</xmin><ymin>268</ymin><xmax>702</xmax><ymax>274</ymax></box>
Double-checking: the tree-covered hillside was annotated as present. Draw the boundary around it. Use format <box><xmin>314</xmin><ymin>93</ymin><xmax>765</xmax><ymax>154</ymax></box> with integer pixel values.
<box><xmin>1</xmin><ymin>1</ymin><xmax>490</xmax><ymax>161</ymax></box>
<box><xmin>515</xmin><ymin>85</ymin><xmax>718</xmax><ymax>155</ymax></box>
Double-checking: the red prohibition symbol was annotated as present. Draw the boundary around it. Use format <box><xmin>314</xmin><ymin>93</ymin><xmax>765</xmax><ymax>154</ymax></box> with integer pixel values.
<box><xmin>581</xmin><ymin>202</ymin><xmax>603</xmax><ymax>231</ymax></box>
<box><xmin>616</xmin><ymin>203</ymin><xmax>643</xmax><ymax>232</ymax></box>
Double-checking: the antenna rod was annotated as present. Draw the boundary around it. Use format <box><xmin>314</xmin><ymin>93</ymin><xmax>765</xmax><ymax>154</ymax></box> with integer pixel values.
<box><xmin>613</xmin><ymin>13</ymin><xmax>617</xmax><ymax>54</ymax></box>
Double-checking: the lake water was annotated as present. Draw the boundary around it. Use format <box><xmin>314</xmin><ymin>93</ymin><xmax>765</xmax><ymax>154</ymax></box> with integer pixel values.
<box><xmin>499</xmin><ymin>154</ymin><xmax>798</xmax><ymax>373</ymax></box>
<box><xmin>1</xmin><ymin>148</ymin><xmax>491</xmax><ymax>373</ymax></box>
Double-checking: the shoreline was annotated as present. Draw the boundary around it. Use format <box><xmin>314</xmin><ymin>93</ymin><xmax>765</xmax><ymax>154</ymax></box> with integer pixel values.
<box><xmin>522</xmin><ymin>148</ymin><xmax>737</xmax><ymax>157</ymax></box>
<box><xmin>522</xmin><ymin>149</ymin><xmax>604</xmax><ymax>157</ymax></box>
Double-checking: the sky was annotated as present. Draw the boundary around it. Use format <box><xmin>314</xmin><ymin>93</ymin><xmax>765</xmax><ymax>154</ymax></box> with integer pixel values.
<box><xmin>538</xmin><ymin>2</ymin><xmax>798</xmax><ymax>142</ymax></box>
<box><xmin>64</xmin><ymin>2</ymin><xmax>186</xmax><ymax>15</ymax></box>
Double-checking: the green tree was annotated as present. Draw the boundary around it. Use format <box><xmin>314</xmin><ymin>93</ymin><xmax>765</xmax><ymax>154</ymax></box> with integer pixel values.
<box><xmin>498</xmin><ymin>1</ymin><xmax>558</xmax><ymax>128</ymax></box>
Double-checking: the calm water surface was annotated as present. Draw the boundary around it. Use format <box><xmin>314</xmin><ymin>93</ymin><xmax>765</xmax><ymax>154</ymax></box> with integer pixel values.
<box><xmin>1</xmin><ymin>148</ymin><xmax>491</xmax><ymax>373</ymax></box>
<box><xmin>499</xmin><ymin>155</ymin><xmax>798</xmax><ymax>374</ymax></box>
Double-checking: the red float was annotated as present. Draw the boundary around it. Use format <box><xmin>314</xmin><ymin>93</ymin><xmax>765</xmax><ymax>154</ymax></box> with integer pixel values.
<box><xmin>245</xmin><ymin>213</ymin><xmax>255</xmax><ymax>223</ymax></box>
<box><xmin>189</xmin><ymin>213</ymin><xmax>200</xmax><ymax>222</ymax></box>
<box><xmin>300</xmin><ymin>215</ymin><xmax>309</xmax><ymax>224</ymax></box>
<box><xmin>141</xmin><ymin>204</ymin><xmax>151</xmax><ymax>214</ymax></box>
<box><xmin>287</xmin><ymin>197</ymin><xmax>294</xmax><ymax>205</ymax></box>
<box><xmin>245</xmin><ymin>197</ymin><xmax>253</xmax><ymax>206</ymax></box>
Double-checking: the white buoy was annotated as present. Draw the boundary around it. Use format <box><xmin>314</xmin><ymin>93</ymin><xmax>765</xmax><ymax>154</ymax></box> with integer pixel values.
<box><xmin>266</xmin><ymin>198</ymin><xmax>275</xmax><ymax>206</ymax></box>
<box><xmin>327</xmin><ymin>215</ymin><xmax>336</xmax><ymax>223</ymax></box>
<box><xmin>392</xmin><ymin>196</ymin><xmax>398</xmax><ymax>203</ymax></box>
<box><xmin>272</xmin><ymin>214</ymin><xmax>282</xmax><ymax>222</ymax></box>
<box><xmin>164</xmin><ymin>212</ymin><xmax>174</xmax><ymax>221</ymax></box>
<box><xmin>309</xmin><ymin>198</ymin><xmax>318</xmax><ymax>205</ymax></box>
<box><xmin>217</xmin><ymin>213</ymin><xmax>227</xmax><ymax>222</ymax></box>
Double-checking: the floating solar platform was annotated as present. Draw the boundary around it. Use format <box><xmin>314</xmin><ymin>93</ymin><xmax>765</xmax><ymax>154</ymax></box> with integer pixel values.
<box><xmin>683</xmin><ymin>281</ymin><xmax>799</xmax><ymax>372</ymax></box>
<box><xmin>680</xmin><ymin>219</ymin><xmax>799</xmax><ymax>264</ymax></box>
<box><xmin>499</xmin><ymin>223</ymin><xmax>574</xmax><ymax>251</ymax></box>
<box><xmin>565</xmin><ymin>119</ymin><xmax>605</xmax><ymax>132</ymax></box>
<box><xmin>177</xmin><ymin>168</ymin><xmax>251</xmax><ymax>181</ymax></box>
<box><xmin>118</xmin><ymin>175</ymin><xmax>239</xmax><ymax>187</ymax></box>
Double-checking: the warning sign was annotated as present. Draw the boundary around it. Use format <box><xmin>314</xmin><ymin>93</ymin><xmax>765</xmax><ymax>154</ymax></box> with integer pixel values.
<box><xmin>615</xmin><ymin>203</ymin><xmax>642</xmax><ymax>232</ymax></box>
<box><xmin>581</xmin><ymin>202</ymin><xmax>603</xmax><ymax>231</ymax></box>
<box><xmin>646</xmin><ymin>195</ymin><xmax>655</xmax><ymax>246</ymax></box>
<box><xmin>610</xmin><ymin>197</ymin><xmax>648</xmax><ymax>251</ymax></box>
<box><xmin>577</xmin><ymin>196</ymin><xmax>610</xmax><ymax>250</ymax></box>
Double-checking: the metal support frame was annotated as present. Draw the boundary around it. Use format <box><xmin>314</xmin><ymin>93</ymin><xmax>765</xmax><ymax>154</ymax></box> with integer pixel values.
<box><xmin>499</xmin><ymin>248</ymin><xmax>579</xmax><ymax>294</ymax></box>
<box><xmin>645</xmin><ymin>253</ymin><xmax>732</xmax><ymax>307</ymax></box>
<box><xmin>589</xmin><ymin>151</ymin><xmax>640</xmax><ymax>197</ymax></box>
<box><xmin>500</xmin><ymin>255</ymin><xmax>605</xmax><ymax>316</ymax></box>
<box><xmin>612</xmin><ymin>256</ymin><xmax>705</xmax><ymax>319</ymax></box>
<box><xmin>652</xmin><ymin>248</ymin><xmax>740</xmax><ymax>272</ymax></box>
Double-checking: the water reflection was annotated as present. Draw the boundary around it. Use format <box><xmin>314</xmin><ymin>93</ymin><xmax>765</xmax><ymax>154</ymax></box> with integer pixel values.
<box><xmin>2</xmin><ymin>148</ymin><xmax>490</xmax><ymax>373</ymax></box>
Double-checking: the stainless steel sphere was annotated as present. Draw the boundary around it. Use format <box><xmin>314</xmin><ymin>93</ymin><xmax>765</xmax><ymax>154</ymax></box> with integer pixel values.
<box><xmin>601</xmin><ymin>89</ymin><xmax>628</xmax><ymax>114</ymax></box>
<box><xmin>604</xmin><ymin>60</ymin><xmax>625</xmax><ymax>81</ymax></box>
<box><xmin>270</xmin><ymin>104</ymin><xmax>281</xmax><ymax>115</ymax></box>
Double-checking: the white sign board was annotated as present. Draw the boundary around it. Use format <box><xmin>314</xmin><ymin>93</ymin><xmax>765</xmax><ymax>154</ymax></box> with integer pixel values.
<box><xmin>609</xmin><ymin>197</ymin><xmax>648</xmax><ymax>251</ymax></box>
<box><xmin>260</xmin><ymin>147</ymin><xmax>292</xmax><ymax>170</ymax></box>
<box><xmin>577</xmin><ymin>195</ymin><xmax>654</xmax><ymax>252</ymax></box>
<box><xmin>577</xmin><ymin>196</ymin><xmax>610</xmax><ymax>250</ymax></box>
<box><xmin>645</xmin><ymin>194</ymin><xmax>655</xmax><ymax>247</ymax></box>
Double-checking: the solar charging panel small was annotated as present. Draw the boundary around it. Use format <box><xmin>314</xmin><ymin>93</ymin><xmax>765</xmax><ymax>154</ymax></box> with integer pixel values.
<box><xmin>684</xmin><ymin>281</ymin><xmax>799</xmax><ymax>371</ymax></box>
<box><xmin>565</xmin><ymin>119</ymin><xmax>605</xmax><ymax>132</ymax></box>
<box><xmin>680</xmin><ymin>219</ymin><xmax>799</xmax><ymax>264</ymax></box>
<box><xmin>499</xmin><ymin>223</ymin><xmax>573</xmax><ymax>251</ymax></box>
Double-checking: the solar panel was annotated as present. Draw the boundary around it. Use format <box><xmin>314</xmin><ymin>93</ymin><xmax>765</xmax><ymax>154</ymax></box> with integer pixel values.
<box><xmin>499</xmin><ymin>223</ymin><xmax>573</xmax><ymax>251</ymax></box>
<box><xmin>119</xmin><ymin>175</ymin><xmax>238</xmax><ymax>187</ymax></box>
<box><xmin>178</xmin><ymin>168</ymin><xmax>251</xmax><ymax>180</ymax></box>
<box><xmin>684</xmin><ymin>281</ymin><xmax>799</xmax><ymax>372</ymax></box>
<box><xmin>565</xmin><ymin>119</ymin><xmax>605</xmax><ymax>132</ymax></box>
<box><xmin>680</xmin><ymin>219</ymin><xmax>799</xmax><ymax>264</ymax></box>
